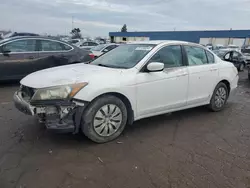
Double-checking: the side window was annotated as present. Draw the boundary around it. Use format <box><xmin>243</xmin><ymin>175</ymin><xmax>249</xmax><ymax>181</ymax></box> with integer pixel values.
<box><xmin>184</xmin><ymin>46</ymin><xmax>208</xmax><ymax>65</ymax></box>
<box><xmin>81</xmin><ymin>42</ymin><xmax>88</xmax><ymax>46</ymax></box>
<box><xmin>40</xmin><ymin>40</ymin><xmax>64</xmax><ymax>51</ymax></box>
<box><xmin>149</xmin><ymin>45</ymin><xmax>183</xmax><ymax>68</ymax></box>
<box><xmin>61</xmin><ymin>43</ymin><xmax>73</xmax><ymax>51</ymax></box>
<box><xmin>232</xmin><ymin>51</ymin><xmax>240</xmax><ymax>58</ymax></box>
<box><xmin>104</xmin><ymin>45</ymin><xmax>117</xmax><ymax>51</ymax></box>
<box><xmin>224</xmin><ymin>52</ymin><xmax>230</xmax><ymax>60</ymax></box>
<box><xmin>2</xmin><ymin>39</ymin><xmax>36</xmax><ymax>52</ymax></box>
<box><xmin>205</xmin><ymin>51</ymin><xmax>215</xmax><ymax>64</ymax></box>
<box><xmin>89</xmin><ymin>42</ymin><xmax>98</xmax><ymax>46</ymax></box>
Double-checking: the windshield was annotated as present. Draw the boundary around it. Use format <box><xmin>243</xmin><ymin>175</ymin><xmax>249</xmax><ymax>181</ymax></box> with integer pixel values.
<box><xmin>91</xmin><ymin>44</ymin><xmax>155</xmax><ymax>69</ymax></box>
<box><xmin>91</xmin><ymin>44</ymin><xmax>107</xmax><ymax>51</ymax></box>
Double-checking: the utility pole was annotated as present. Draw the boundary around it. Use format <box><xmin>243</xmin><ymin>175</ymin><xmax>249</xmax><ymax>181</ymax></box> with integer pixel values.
<box><xmin>72</xmin><ymin>16</ymin><xmax>74</xmax><ymax>30</ymax></box>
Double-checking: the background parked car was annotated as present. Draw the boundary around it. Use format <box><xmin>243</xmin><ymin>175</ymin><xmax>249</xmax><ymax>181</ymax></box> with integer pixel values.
<box><xmin>67</xmin><ymin>38</ymin><xmax>82</xmax><ymax>47</ymax></box>
<box><xmin>79</xmin><ymin>41</ymin><xmax>99</xmax><ymax>50</ymax></box>
<box><xmin>214</xmin><ymin>49</ymin><xmax>247</xmax><ymax>71</ymax></box>
<box><xmin>0</xmin><ymin>36</ymin><xmax>94</xmax><ymax>81</ymax></box>
<box><xmin>213</xmin><ymin>44</ymin><xmax>226</xmax><ymax>51</ymax></box>
<box><xmin>227</xmin><ymin>44</ymin><xmax>240</xmax><ymax>51</ymax></box>
<box><xmin>90</xmin><ymin>43</ymin><xmax>119</xmax><ymax>58</ymax></box>
<box><xmin>241</xmin><ymin>46</ymin><xmax>250</xmax><ymax>64</ymax></box>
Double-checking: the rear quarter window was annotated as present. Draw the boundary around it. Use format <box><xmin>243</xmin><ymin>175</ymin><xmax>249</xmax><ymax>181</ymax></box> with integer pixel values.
<box><xmin>206</xmin><ymin>51</ymin><xmax>215</xmax><ymax>64</ymax></box>
<box><xmin>61</xmin><ymin>43</ymin><xmax>73</xmax><ymax>51</ymax></box>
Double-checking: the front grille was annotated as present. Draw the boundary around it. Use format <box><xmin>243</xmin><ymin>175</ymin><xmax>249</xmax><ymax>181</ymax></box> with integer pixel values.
<box><xmin>20</xmin><ymin>85</ymin><xmax>35</xmax><ymax>101</ymax></box>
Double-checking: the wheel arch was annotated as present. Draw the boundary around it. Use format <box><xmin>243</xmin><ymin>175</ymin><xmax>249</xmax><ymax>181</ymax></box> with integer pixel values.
<box><xmin>87</xmin><ymin>92</ymin><xmax>135</xmax><ymax>125</ymax></box>
<box><xmin>219</xmin><ymin>79</ymin><xmax>231</xmax><ymax>93</ymax></box>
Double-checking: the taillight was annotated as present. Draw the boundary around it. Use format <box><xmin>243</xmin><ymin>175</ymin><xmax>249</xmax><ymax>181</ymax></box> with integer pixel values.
<box><xmin>89</xmin><ymin>53</ymin><xmax>95</xmax><ymax>59</ymax></box>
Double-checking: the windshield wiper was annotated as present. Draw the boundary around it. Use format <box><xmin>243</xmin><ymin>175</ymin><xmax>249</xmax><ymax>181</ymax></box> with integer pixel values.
<box><xmin>97</xmin><ymin>64</ymin><xmax>116</xmax><ymax>68</ymax></box>
<box><xmin>96</xmin><ymin>63</ymin><xmax>128</xmax><ymax>69</ymax></box>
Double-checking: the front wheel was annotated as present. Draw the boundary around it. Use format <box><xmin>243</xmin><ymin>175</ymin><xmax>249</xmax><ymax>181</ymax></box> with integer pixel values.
<box><xmin>81</xmin><ymin>95</ymin><xmax>127</xmax><ymax>143</ymax></box>
<box><xmin>209</xmin><ymin>82</ymin><xmax>229</xmax><ymax>112</ymax></box>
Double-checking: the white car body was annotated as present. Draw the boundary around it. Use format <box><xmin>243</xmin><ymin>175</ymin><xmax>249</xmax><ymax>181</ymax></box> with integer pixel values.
<box><xmin>20</xmin><ymin>40</ymin><xmax>239</xmax><ymax>121</ymax></box>
<box><xmin>79</xmin><ymin>41</ymin><xmax>99</xmax><ymax>50</ymax></box>
<box><xmin>225</xmin><ymin>45</ymin><xmax>241</xmax><ymax>52</ymax></box>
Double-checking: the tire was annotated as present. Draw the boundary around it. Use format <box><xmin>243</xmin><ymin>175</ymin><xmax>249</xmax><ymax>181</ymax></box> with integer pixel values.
<box><xmin>208</xmin><ymin>82</ymin><xmax>229</xmax><ymax>112</ymax></box>
<box><xmin>238</xmin><ymin>63</ymin><xmax>245</xmax><ymax>72</ymax></box>
<box><xmin>81</xmin><ymin>95</ymin><xmax>127</xmax><ymax>143</ymax></box>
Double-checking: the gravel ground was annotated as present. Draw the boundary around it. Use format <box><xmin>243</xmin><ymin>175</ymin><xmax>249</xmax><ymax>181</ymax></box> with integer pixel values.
<box><xmin>0</xmin><ymin>71</ymin><xmax>250</xmax><ymax>188</ymax></box>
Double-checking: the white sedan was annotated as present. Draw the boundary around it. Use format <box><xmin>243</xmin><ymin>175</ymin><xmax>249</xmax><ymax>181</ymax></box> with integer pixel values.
<box><xmin>14</xmin><ymin>41</ymin><xmax>239</xmax><ymax>143</ymax></box>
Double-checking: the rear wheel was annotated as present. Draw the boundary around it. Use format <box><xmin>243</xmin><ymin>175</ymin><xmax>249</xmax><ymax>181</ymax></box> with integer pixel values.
<box><xmin>81</xmin><ymin>95</ymin><xmax>127</xmax><ymax>143</ymax></box>
<box><xmin>209</xmin><ymin>82</ymin><xmax>229</xmax><ymax>112</ymax></box>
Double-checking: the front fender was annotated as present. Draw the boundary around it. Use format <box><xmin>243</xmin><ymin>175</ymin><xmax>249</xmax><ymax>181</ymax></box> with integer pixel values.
<box><xmin>73</xmin><ymin>85</ymin><xmax>137</xmax><ymax>116</ymax></box>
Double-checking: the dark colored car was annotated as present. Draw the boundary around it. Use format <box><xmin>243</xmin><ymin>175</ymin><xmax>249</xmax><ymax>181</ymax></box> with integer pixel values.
<box><xmin>0</xmin><ymin>36</ymin><xmax>94</xmax><ymax>81</ymax></box>
<box><xmin>4</xmin><ymin>32</ymin><xmax>39</xmax><ymax>39</ymax></box>
<box><xmin>214</xmin><ymin>49</ymin><xmax>247</xmax><ymax>71</ymax></box>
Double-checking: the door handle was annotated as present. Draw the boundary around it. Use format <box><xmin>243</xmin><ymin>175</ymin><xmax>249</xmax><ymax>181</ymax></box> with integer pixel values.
<box><xmin>176</xmin><ymin>73</ymin><xmax>188</xmax><ymax>77</ymax></box>
<box><xmin>28</xmin><ymin>56</ymin><xmax>35</xmax><ymax>59</ymax></box>
<box><xmin>210</xmin><ymin>68</ymin><xmax>218</xmax><ymax>71</ymax></box>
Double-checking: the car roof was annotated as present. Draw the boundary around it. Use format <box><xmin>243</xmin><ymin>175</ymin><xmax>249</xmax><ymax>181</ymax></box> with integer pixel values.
<box><xmin>126</xmin><ymin>40</ymin><xmax>191</xmax><ymax>45</ymax></box>
<box><xmin>0</xmin><ymin>36</ymin><xmax>71</xmax><ymax>45</ymax></box>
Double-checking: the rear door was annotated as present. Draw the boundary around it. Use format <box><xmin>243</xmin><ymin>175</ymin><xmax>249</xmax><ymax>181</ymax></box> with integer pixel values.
<box><xmin>0</xmin><ymin>39</ymin><xmax>38</xmax><ymax>80</ymax></box>
<box><xmin>36</xmin><ymin>39</ymin><xmax>73</xmax><ymax>70</ymax></box>
<box><xmin>184</xmin><ymin>45</ymin><xmax>219</xmax><ymax>105</ymax></box>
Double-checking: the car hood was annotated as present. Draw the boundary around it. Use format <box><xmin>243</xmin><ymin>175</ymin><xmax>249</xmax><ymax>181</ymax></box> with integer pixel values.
<box><xmin>20</xmin><ymin>63</ymin><xmax>127</xmax><ymax>88</ymax></box>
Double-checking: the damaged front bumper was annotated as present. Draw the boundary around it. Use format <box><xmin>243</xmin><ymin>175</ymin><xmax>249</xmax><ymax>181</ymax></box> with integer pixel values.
<box><xmin>13</xmin><ymin>91</ymin><xmax>87</xmax><ymax>133</ymax></box>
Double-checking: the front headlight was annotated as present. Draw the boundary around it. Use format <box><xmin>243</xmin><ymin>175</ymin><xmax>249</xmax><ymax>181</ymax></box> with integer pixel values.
<box><xmin>31</xmin><ymin>83</ymin><xmax>88</xmax><ymax>101</ymax></box>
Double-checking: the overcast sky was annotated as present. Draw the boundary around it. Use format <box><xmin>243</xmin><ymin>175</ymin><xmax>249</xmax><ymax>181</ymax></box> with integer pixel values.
<box><xmin>1</xmin><ymin>0</ymin><xmax>250</xmax><ymax>37</ymax></box>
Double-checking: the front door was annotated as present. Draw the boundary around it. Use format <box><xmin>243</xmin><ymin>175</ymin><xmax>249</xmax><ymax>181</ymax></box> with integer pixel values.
<box><xmin>184</xmin><ymin>45</ymin><xmax>219</xmax><ymax>105</ymax></box>
<box><xmin>0</xmin><ymin>39</ymin><xmax>38</xmax><ymax>80</ymax></box>
<box><xmin>136</xmin><ymin>45</ymin><xmax>188</xmax><ymax>119</ymax></box>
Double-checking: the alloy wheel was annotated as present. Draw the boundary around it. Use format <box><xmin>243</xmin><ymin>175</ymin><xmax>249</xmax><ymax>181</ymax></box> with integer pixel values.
<box><xmin>93</xmin><ymin>104</ymin><xmax>122</xmax><ymax>137</ymax></box>
<box><xmin>214</xmin><ymin>87</ymin><xmax>227</xmax><ymax>108</ymax></box>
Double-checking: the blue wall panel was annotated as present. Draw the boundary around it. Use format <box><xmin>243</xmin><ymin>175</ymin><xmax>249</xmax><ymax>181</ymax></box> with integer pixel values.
<box><xmin>109</xmin><ymin>30</ymin><xmax>250</xmax><ymax>43</ymax></box>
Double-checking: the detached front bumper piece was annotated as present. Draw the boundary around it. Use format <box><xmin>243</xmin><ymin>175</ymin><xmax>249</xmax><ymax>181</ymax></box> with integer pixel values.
<box><xmin>13</xmin><ymin>92</ymin><xmax>87</xmax><ymax>134</ymax></box>
<box><xmin>13</xmin><ymin>91</ymin><xmax>35</xmax><ymax>115</ymax></box>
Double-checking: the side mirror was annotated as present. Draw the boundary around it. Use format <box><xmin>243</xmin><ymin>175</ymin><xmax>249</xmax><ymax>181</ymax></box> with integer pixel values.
<box><xmin>147</xmin><ymin>62</ymin><xmax>164</xmax><ymax>72</ymax></box>
<box><xmin>103</xmin><ymin>49</ymin><xmax>109</xmax><ymax>52</ymax></box>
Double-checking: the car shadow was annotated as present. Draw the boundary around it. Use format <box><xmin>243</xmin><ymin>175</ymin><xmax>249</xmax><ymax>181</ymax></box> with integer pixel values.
<box><xmin>37</xmin><ymin>105</ymin><xmax>212</xmax><ymax>146</ymax></box>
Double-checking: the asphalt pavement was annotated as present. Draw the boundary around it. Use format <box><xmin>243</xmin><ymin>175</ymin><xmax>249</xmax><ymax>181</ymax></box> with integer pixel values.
<box><xmin>0</xmin><ymin>71</ymin><xmax>250</xmax><ymax>188</ymax></box>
